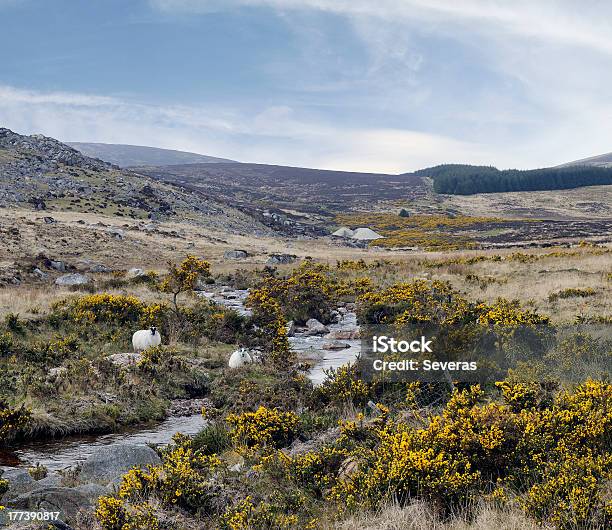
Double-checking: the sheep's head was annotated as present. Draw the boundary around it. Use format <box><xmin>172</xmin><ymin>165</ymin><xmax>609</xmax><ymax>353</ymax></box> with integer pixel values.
<box><xmin>240</xmin><ymin>348</ymin><xmax>249</xmax><ymax>359</ymax></box>
<box><xmin>150</xmin><ymin>326</ymin><xmax>157</xmax><ymax>335</ymax></box>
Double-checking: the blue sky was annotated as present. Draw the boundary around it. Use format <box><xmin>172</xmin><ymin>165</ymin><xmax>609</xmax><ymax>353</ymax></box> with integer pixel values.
<box><xmin>1</xmin><ymin>0</ymin><xmax>612</xmax><ymax>172</ymax></box>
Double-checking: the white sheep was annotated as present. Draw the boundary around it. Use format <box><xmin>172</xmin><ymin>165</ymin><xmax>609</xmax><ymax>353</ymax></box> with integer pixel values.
<box><xmin>228</xmin><ymin>347</ymin><xmax>253</xmax><ymax>368</ymax></box>
<box><xmin>132</xmin><ymin>326</ymin><xmax>162</xmax><ymax>353</ymax></box>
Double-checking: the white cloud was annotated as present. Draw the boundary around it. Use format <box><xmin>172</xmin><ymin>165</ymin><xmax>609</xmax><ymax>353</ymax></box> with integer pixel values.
<box><xmin>150</xmin><ymin>0</ymin><xmax>612</xmax><ymax>55</ymax></box>
<box><xmin>0</xmin><ymin>84</ymin><xmax>496</xmax><ymax>172</ymax></box>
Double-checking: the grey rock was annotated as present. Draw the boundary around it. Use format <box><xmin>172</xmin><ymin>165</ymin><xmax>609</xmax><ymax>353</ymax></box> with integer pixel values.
<box><xmin>33</xmin><ymin>474</ymin><xmax>63</xmax><ymax>489</ymax></box>
<box><xmin>49</xmin><ymin>260</ymin><xmax>66</xmax><ymax>272</ymax></box>
<box><xmin>305</xmin><ymin>318</ymin><xmax>329</xmax><ymax>335</ymax></box>
<box><xmin>78</xmin><ymin>444</ymin><xmax>161</xmax><ymax>485</ymax></box>
<box><xmin>224</xmin><ymin>249</ymin><xmax>248</xmax><ymax>260</ymax></box>
<box><xmin>127</xmin><ymin>267</ymin><xmax>145</xmax><ymax>277</ymax></box>
<box><xmin>107</xmin><ymin>228</ymin><xmax>124</xmax><ymax>240</ymax></box>
<box><xmin>324</xmin><ymin>328</ymin><xmax>360</xmax><ymax>340</ymax></box>
<box><xmin>55</xmin><ymin>273</ymin><xmax>89</xmax><ymax>286</ymax></box>
<box><xmin>106</xmin><ymin>352</ymin><xmax>140</xmax><ymax>367</ymax></box>
<box><xmin>286</xmin><ymin>320</ymin><xmax>296</xmax><ymax>337</ymax></box>
<box><xmin>89</xmin><ymin>264</ymin><xmax>112</xmax><ymax>273</ymax></box>
<box><xmin>0</xmin><ymin>468</ymin><xmax>36</xmax><ymax>500</ymax></box>
<box><xmin>266</xmin><ymin>253</ymin><xmax>297</xmax><ymax>265</ymax></box>
<box><xmin>322</xmin><ymin>340</ymin><xmax>351</xmax><ymax>350</ymax></box>
<box><xmin>43</xmin><ymin>216</ymin><xmax>56</xmax><ymax>224</ymax></box>
<box><xmin>9</xmin><ymin>485</ymin><xmax>102</xmax><ymax>523</ymax></box>
<box><xmin>32</xmin><ymin>267</ymin><xmax>48</xmax><ymax>280</ymax></box>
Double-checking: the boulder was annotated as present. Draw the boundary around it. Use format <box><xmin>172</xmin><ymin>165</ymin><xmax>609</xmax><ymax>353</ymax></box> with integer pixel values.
<box><xmin>43</xmin><ymin>216</ymin><xmax>56</xmax><ymax>224</ymax></box>
<box><xmin>78</xmin><ymin>444</ymin><xmax>161</xmax><ymax>485</ymax></box>
<box><xmin>324</xmin><ymin>328</ymin><xmax>360</xmax><ymax>340</ymax></box>
<box><xmin>9</xmin><ymin>484</ymin><xmax>106</xmax><ymax>523</ymax></box>
<box><xmin>89</xmin><ymin>264</ymin><xmax>112</xmax><ymax>273</ymax></box>
<box><xmin>224</xmin><ymin>249</ymin><xmax>248</xmax><ymax>260</ymax></box>
<box><xmin>55</xmin><ymin>273</ymin><xmax>89</xmax><ymax>286</ymax></box>
<box><xmin>0</xmin><ymin>468</ymin><xmax>36</xmax><ymax>500</ymax></box>
<box><xmin>322</xmin><ymin>341</ymin><xmax>351</xmax><ymax>350</ymax></box>
<box><xmin>106</xmin><ymin>352</ymin><xmax>140</xmax><ymax>367</ymax></box>
<box><xmin>32</xmin><ymin>267</ymin><xmax>48</xmax><ymax>280</ymax></box>
<box><xmin>127</xmin><ymin>268</ymin><xmax>145</xmax><ymax>278</ymax></box>
<box><xmin>107</xmin><ymin>228</ymin><xmax>124</xmax><ymax>240</ymax></box>
<box><xmin>305</xmin><ymin>318</ymin><xmax>329</xmax><ymax>335</ymax></box>
<box><xmin>266</xmin><ymin>254</ymin><xmax>297</xmax><ymax>265</ymax></box>
<box><xmin>49</xmin><ymin>260</ymin><xmax>66</xmax><ymax>272</ymax></box>
<box><xmin>286</xmin><ymin>320</ymin><xmax>296</xmax><ymax>337</ymax></box>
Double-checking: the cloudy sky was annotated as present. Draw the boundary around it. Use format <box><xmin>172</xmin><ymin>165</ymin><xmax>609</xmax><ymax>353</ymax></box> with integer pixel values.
<box><xmin>1</xmin><ymin>0</ymin><xmax>612</xmax><ymax>172</ymax></box>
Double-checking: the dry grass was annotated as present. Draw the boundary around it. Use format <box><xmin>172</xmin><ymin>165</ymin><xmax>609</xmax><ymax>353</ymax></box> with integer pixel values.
<box><xmin>0</xmin><ymin>206</ymin><xmax>609</xmax><ymax>323</ymax></box>
<box><xmin>334</xmin><ymin>501</ymin><xmax>551</xmax><ymax>530</ymax></box>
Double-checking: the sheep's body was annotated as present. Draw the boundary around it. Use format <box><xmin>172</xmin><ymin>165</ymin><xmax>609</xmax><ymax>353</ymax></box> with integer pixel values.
<box><xmin>132</xmin><ymin>328</ymin><xmax>161</xmax><ymax>353</ymax></box>
<box><xmin>228</xmin><ymin>348</ymin><xmax>253</xmax><ymax>368</ymax></box>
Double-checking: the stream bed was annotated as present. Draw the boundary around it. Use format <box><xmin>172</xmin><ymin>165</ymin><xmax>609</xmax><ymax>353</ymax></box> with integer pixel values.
<box><xmin>1</xmin><ymin>287</ymin><xmax>360</xmax><ymax>470</ymax></box>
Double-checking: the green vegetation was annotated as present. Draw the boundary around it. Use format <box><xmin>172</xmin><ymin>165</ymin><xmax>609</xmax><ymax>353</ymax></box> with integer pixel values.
<box><xmin>416</xmin><ymin>163</ymin><xmax>612</xmax><ymax>195</ymax></box>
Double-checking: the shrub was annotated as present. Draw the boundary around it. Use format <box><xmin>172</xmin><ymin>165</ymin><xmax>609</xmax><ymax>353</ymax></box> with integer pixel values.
<box><xmin>0</xmin><ymin>400</ymin><xmax>31</xmax><ymax>443</ymax></box>
<box><xmin>192</xmin><ymin>422</ymin><xmax>231</xmax><ymax>455</ymax></box>
<box><xmin>220</xmin><ymin>496</ymin><xmax>299</xmax><ymax>530</ymax></box>
<box><xmin>226</xmin><ymin>406</ymin><xmax>300</xmax><ymax>453</ymax></box>
<box><xmin>548</xmin><ymin>287</ymin><xmax>596</xmax><ymax>302</ymax></box>
<box><xmin>160</xmin><ymin>255</ymin><xmax>211</xmax><ymax>312</ymax></box>
<box><xmin>0</xmin><ymin>333</ymin><xmax>13</xmax><ymax>358</ymax></box>
<box><xmin>246</xmin><ymin>288</ymin><xmax>292</xmax><ymax>365</ymax></box>
<box><xmin>313</xmin><ymin>365</ymin><xmax>370</xmax><ymax>407</ymax></box>
<box><xmin>4</xmin><ymin>313</ymin><xmax>24</xmax><ymax>333</ymax></box>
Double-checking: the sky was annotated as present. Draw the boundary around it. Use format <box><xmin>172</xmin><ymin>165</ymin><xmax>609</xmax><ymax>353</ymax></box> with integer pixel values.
<box><xmin>1</xmin><ymin>0</ymin><xmax>612</xmax><ymax>173</ymax></box>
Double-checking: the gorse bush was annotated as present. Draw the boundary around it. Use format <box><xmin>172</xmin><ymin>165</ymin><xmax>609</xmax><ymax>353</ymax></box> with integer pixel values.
<box><xmin>226</xmin><ymin>406</ymin><xmax>300</xmax><ymax>454</ymax></box>
<box><xmin>56</xmin><ymin>293</ymin><xmax>167</xmax><ymax>327</ymax></box>
<box><xmin>246</xmin><ymin>288</ymin><xmax>291</xmax><ymax>365</ymax></box>
<box><xmin>0</xmin><ymin>400</ymin><xmax>31</xmax><ymax>443</ymax></box>
<box><xmin>548</xmin><ymin>287</ymin><xmax>597</xmax><ymax>302</ymax></box>
<box><xmin>96</xmin><ymin>435</ymin><xmax>222</xmax><ymax>529</ymax></box>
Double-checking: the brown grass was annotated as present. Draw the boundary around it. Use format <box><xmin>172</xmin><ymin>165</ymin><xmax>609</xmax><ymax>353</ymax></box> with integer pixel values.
<box><xmin>334</xmin><ymin>501</ymin><xmax>551</xmax><ymax>530</ymax></box>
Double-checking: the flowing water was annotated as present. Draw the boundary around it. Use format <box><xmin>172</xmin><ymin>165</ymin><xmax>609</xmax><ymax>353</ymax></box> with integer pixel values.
<box><xmin>0</xmin><ymin>287</ymin><xmax>359</xmax><ymax>470</ymax></box>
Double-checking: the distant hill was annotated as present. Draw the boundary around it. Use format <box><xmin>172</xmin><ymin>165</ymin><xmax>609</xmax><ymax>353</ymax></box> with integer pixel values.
<box><xmin>414</xmin><ymin>163</ymin><xmax>612</xmax><ymax>195</ymax></box>
<box><xmin>557</xmin><ymin>152</ymin><xmax>612</xmax><ymax>168</ymax></box>
<box><xmin>67</xmin><ymin>142</ymin><xmax>235</xmax><ymax>168</ymax></box>
<box><xmin>136</xmin><ymin>162</ymin><xmax>428</xmax><ymax>214</ymax></box>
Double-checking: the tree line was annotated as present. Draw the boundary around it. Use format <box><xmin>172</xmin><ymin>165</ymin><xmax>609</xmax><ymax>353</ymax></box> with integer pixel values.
<box><xmin>414</xmin><ymin>164</ymin><xmax>612</xmax><ymax>195</ymax></box>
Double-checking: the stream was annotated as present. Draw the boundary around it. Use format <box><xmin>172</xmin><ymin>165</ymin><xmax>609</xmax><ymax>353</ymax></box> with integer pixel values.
<box><xmin>0</xmin><ymin>287</ymin><xmax>360</xmax><ymax>471</ymax></box>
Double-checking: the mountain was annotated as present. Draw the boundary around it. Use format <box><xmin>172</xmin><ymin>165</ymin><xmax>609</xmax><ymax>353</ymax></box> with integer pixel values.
<box><xmin>0</xmin><ymin>128</ymin><xmax>262</xmax><ymax>233</ymax></box>
<box><xmin>67</xmin><ymin>142</ymin><xmax>235</xmax><ymax>168</ymax></box>
<box><xmin>557</xmin><ymin>152</ymin><xmax>612</xmax><ymax>168</ymax></box>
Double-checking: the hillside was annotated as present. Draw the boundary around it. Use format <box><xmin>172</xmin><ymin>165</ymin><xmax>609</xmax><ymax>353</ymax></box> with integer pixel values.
<box><xmin>68</xmin><ymin>142</ymin><xmax>235</xmax><ymax>167</ymax></box>
<box><xmin>557</xmin><ymin>152</ymin><xmax>612</xmax><ymax>168</ymax></box>
<box><xmin>0</xmin><ymin>128</ymin><xmax>264</xmax><ymax>234</ymax></box>
<box><xmin>136</xmin><ymin>161</ymin><xmax>428</xmax><ymax>215</ymax></box>
<box><xmin>414</xmin><ymin>163</ymin><xmax>612</xmax><ymax>195</ymax></box>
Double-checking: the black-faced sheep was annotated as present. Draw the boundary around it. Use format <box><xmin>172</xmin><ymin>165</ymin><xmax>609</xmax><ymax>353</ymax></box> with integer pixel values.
<box><xmin>132</xmin><ymin>326</ymin><xmax>162</xmax><ymax>353</ymax></box>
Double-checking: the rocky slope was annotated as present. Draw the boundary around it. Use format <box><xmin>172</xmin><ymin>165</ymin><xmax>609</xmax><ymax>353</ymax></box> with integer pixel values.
<box><xmin>0</xmin><ymin>128</ymin><xmax>266</xmax><ymax>234</ymax></box>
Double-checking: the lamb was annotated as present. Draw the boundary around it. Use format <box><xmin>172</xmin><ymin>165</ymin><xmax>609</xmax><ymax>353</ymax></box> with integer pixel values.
<box><xmin>228</xmin><ymin>347</ymin><xmax>253</xmax><ymax>368</ymax></box>
<box><xmin>132</xmin><ymin>326</ymin><xmax>162</xmax><ymax>353</ymax></box>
